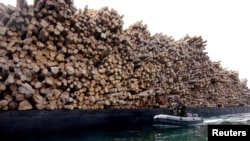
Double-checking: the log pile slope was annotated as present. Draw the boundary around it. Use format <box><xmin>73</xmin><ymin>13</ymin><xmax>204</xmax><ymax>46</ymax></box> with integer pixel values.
<box><xmin>0</xmin><ymin>0</ymin><xmax>249</xmax><ymax>110</ymax></box>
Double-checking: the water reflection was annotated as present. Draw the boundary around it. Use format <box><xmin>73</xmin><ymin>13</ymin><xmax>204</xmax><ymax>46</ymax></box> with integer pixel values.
<box><xmin>153</xmin><ymin>124</ymin><xmax>208</xmax><ymax>141</ymax></box>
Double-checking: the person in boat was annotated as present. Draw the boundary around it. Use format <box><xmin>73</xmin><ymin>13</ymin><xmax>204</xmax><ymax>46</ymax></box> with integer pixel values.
<box><xmin>167</xmin><ymin>97</ymin><xmax>180</xmax><ymax>116</ymax></box>
<box><xmin>166</xmin><ymin>97</ymin><xmax>174</xmax><ymax>115</ymax></box>
<box><xmin>175</xmin><ymin>98</ymin><xmax>187</xmax><ymax>117</ymax></box>
<box><xmin>172</xmin><ymin>99</ymin><xmax>179</xmax><ymax>116</ymax></box>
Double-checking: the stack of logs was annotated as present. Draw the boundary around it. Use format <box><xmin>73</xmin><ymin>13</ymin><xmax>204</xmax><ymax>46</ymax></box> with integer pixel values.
<box><xmin>0</xmin><ymin>0</ymin><xmax>249</xmax><ymax>111</ymax></box>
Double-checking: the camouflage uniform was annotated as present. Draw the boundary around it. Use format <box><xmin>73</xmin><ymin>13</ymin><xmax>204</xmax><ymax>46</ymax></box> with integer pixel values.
<box><xmin>169</xmin><ymin>100</ymin><xmax>179</xmax><ymax>116</ymax></box>
<box><xmin>167</xmin><ymin>97</ymin><xmax>174</xmax><ymax>115</ymax></box>
<box><xmin>178</xmin><ymin>104</ymin><xmax>187</xmax><ymax>117</ymax></box>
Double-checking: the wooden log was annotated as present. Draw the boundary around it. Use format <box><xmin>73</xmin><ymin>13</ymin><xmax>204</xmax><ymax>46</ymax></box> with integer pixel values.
<box><xmin>18</xmin><ymin>99</ymin><xmax>33</xmax><ymax>110</ymax></box>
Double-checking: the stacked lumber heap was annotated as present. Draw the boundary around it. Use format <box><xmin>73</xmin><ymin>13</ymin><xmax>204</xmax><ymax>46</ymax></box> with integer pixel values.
<box><xmin>0</xmin><ymin>0</ymin><xmax>250</xmax><ymax>111</ymax></box>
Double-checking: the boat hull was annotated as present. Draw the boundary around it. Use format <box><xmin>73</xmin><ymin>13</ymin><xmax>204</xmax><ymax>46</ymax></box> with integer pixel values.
<box><xmin>153</xmin><ymin>114</ymin><xmax>203</xmax><ymax>126</ymax></box>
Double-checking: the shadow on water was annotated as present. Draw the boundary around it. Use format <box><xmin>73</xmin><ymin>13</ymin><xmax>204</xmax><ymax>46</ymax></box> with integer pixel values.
<box><xmin>2</xmin><ymin>112</ymin><xmax>250</xmax><ymax>141</ymax></box>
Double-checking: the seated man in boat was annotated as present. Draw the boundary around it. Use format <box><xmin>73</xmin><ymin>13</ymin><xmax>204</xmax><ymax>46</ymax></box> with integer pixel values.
<box><xmin>171</xmin><ymin>99</ymin><xmax>180</xmax><ymax>116</ymax></box>
<box><xmin>175</xmin><ymin>98</ymin><xmax>187</xmax><ymax>117</ymax></box>
<box><xmin>167</xmin><ymin>97</ymin><xmax>174</xmax><ymax>115</ymax></box>
<box><xmin>167</xmin><ymin>97</ymin><xmax>179</xmax><ymax>116</ymax></box>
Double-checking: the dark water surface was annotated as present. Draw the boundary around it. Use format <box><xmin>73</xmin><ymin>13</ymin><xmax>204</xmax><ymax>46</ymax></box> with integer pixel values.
<box><xmin>2</xmin><ymin>113</ymin><xmax>250</xmax><ymax>141</ymax></box>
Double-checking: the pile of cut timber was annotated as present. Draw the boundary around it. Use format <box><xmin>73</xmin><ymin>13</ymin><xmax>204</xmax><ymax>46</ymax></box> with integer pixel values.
<box><xmin>0</xmin><ymin>0</ymin><xmax>250</xmax><ymax>111</ymax></box>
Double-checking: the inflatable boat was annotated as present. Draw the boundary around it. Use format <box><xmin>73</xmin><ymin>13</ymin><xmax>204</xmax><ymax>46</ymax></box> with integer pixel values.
<box><xmin>153</xmin><ymin>114</ymin><xmax>203</xmax><ymax>126</ymax></box>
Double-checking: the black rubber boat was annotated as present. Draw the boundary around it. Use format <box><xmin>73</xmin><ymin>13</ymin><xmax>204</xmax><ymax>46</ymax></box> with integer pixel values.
<box><xmin>153</xmin><ymin>114</ymin><xmax>203</xmax><ymax>126</ymax></box>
